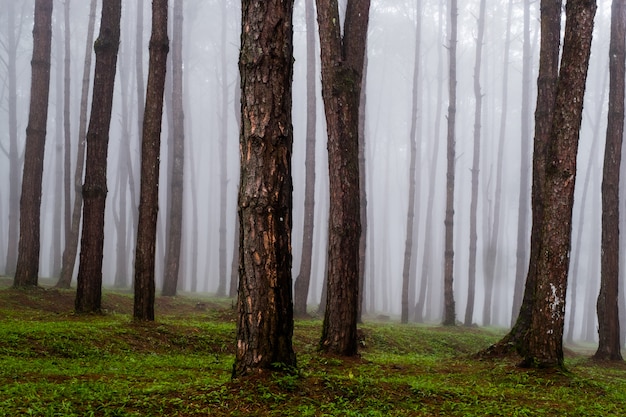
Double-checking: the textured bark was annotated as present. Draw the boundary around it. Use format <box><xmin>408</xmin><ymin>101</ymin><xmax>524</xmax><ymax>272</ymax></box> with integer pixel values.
<box><xmin>317</xmin><ymin>0</ymin><xmax>370</xmax><ymax>356</ymax></box>
<box><xmin>134</xmin><ymin>0</ymin><xmax>169</xmax><ymax>321</ymax></box>
<box><xmin>464</xmin><ymin>0</ymin><xmax>485</xmax><ymax>327</ymax></box>
<box><xmin>57</xmin><ymin>0</ymin><xmax>97</xmax><ymax>289</ymax></box>
<box><xmin>358</xmin><ymin>51</ymin><xmax>368</xmax><ymax>321</ymax></box>
<box><xmin>523</xmin><ymin>0</ymin><xmax>596</xmax><ymax>368</ymax></box>
<box><xmin>479</xmin><ymin>0</ymin><xmax>562</xmax><ymax>358</ymax></box>
<box><xmin>294</xmin><ymin>0</ymin><xmax>317</xmax><ymax>317</ymax></box>
<box><xmin>4</xmin><ymin>0</ymin><xmax>20</xmax><ymax>276</ymax></box>
<box><xmin>233</xmin><ymin>0</ymin><xmax>297</xmax><ymax>377</ymax></box>
<box><xmin>595</xmin><ymin>0</ymin><xmax>624</xmax><ymax>362</ymax></box>
<box><xmin>75</xmin><ymin>0</ymin><xmax>121</xmax><ymax>313</ymax></box>
<box><xmin>401</xmin><ymin>0</ymin><xmax>422</xmax><ymax>325</ymax></box>
<box><xmin>13</xmin><ymin>0</ymin><xmax>53</xmax><ymax>287</ymax></box>
<box><xmin>443</xmin><ymin>0</ymin><xmax>457</xmax><ymax>326</ymax></box>
<box><xmin>162</xmin><ymin>0</ymin><xmax>185</xmax><ymax>297</ymax></box>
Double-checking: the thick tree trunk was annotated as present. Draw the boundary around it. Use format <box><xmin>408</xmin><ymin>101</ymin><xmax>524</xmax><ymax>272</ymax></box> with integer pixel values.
<box><xmin>443</xmin><ymin>0</ymin><xmax>457</xmax><ymax>326</ymax></box>
<box><xmin>523</xmin><ymin>0</ymin><xmax>596</xmax><ymax>368</ymax></box>
<box><xmin>75</xmin><ymin>0</ymin><xmax>121</xmax><ymax>313</ymax></box>
<box><xmin>233</xmin><ymin>0</ymin><xmax>297</xmax><ymax>377</ymax></box>
<box><xmin>465</xmin><ymin>0</ymin><xmax>486</xmax><ymax>327</ymax></box>
<box><xmin>317</xmin><ymin>0</ymin><xmax>370</xmax><ymax>356</ymax></box>
<box><xmin>401</xmin><ymin>0</ymin><xmax>422</xmax><ymax>325</ymax></box>
<box><xmin>13</xmin><ymin>0</ymin><xmax>53</xmax><ymax>287</ymax></box>
<box><xmin>134</xmin><ymin>0</ymin><xmax>169</xmax><ymax>321</ymax></box>
<box><xmin>595</xmin><ymin>0</ymin><xmax>625</xmax><ymax>362</ymax></box>
<box><xmin>294</xmin><ymin>0</ymin><xmax>317</xmax><ymax>317</ymax></box>
<box><xmin>162</xmin><ymin>0</ymin><xmax>185</xmax><ymax>297</ymax></box>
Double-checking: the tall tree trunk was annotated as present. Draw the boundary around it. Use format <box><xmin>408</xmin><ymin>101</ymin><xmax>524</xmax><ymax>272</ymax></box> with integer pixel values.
<box><xmin>75</xmin><ymin>0</ymin><xmax>121</xmax><ymax>313</ymax></box>
<box><xmin>512</xmin><ymin>0</ymin><xmax>533</xmax><ymax>325</ymax></box>
<box><xmin>464</xmin><ymin>0</ymin><xmax>486</xmax><ymax>327</ymax></box>
<box><xmin>294</xmin><ymin>0</ymin><xmax>318</xmax><ymax>317</ymax></box>
<box><xmin>567</xmin><ymin>69</ymin><xmax>607</xmax><ymax>342</ymax></box>
<box><xmin>13</xmin><ymin>0</ymin><xmax>53</xmax><ymax>287</ymax></box>
<box><xmin>134</xmin><ymin>0</ymin><xmax>169</xmax><ymax>321</ymax></box>
<box><xmin>595</xmin><ymin>0</ymin><xmax>625</xmax><ymax>362</ymax></box>
<box><xmin>217</xmin><ymin>0</ymin><xmax>230</xmax><ymax>297</ymax></box>
<box><xmin>63</xmin><ymin>0</ymin><xmax>72</xmax><ymax>269</ymax></box>
<box><xmin>415</xmin><ymin>0</ymin><xmax>445</xmax><ymax>323</ymax></box>
<box><xmin>358</xmin><ymin>51</ymin><xmax>368</xmax><ymax>321</ymax></box>
<box><xmin>401</xmin><ymin>0</ymin><xmax>422</xmax><ymax>325</ymax></box>
<box><xmin>482</xmin><ymin>0</ymin><xmax>512</xmax><ymax>327</ymax></box>
<box><xmin>523</xmin><ymin>0</ymin><xmax>596</xmax><ymax>368</ymax></box>
<box><xmin>4</xmin><ymin>0</ymin><xmax>21</xmax><ymax>277</ymax></box>
<box><xmin>481</xmin><ymin>0</ymin><xmax>562</xmax><ymax>357</ymax></box>
<box><xmin>317</xmin><ymin>0</ymin><xmax>370</xmax><ymax>356</ymax></box>
<box><xmin>51</xmin><ymin>12</ymin><xmax>64</xmax><ymax>278</ymax></box>
<box><xmin>233</xmin><ymin>0</ymin><xmax>297</xmax><ymax>377</ymax></box>
<box><xmin>56</xmin><ymin>0</ymin><xmax>97</xmax><ymax>289</ymax></box>
<box><xmin>443</xmin><ymin>0</ymin><xmax>458</xmax><ymax>326</ymax></box>
<box><xmin>162</xmin><ymin>0</ymin><xmax>185</xmax><ymax>297</ymax></box>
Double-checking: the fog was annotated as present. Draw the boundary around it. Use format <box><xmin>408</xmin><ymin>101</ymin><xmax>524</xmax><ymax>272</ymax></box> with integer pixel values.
<box><xmin>0</xmin><ymin>0</ymin><xmax>619</xmax><ymax>342</ymax></box>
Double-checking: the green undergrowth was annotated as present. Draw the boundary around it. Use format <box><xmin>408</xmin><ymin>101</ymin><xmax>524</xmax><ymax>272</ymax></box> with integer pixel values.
<box><xmin>0</xmin><ymin>286</ymin><xmax>625</xmax><ymax>416</ymax></box>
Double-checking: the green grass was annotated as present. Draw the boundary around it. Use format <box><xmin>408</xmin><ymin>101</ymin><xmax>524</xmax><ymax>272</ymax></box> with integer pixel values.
<box><xmin>0</xmin><ymin>285</ymin><xmax>625</xmax><ymax>416</ymax></box>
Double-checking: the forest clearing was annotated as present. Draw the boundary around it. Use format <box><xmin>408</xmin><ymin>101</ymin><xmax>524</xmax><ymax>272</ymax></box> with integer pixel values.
<box><xmin>1</xmin><ymin>278</ymin><xmax>625</xmax><ymax>417</ymax></box>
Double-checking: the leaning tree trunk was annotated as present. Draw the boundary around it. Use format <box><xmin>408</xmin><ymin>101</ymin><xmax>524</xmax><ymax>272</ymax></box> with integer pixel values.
<box><xmin>162</xmin><ymin>0</ymin><xmax>185</xmax><ymax>297</ymax></box>
<box><xmin>56</xmin><ymin>0</ymin><xmax>97</xmax><ymax>289</ymax></box>
<box><xmin>233</xmin><ymin>0</ymin><xmax>297</xmax><ymax>377</ymax></box>
<box><xmin>442</xmin><ymin>0</ymin><xmax>458</xmax><ymax>326</ymax></box>
<box><xmin>75</xmin><ymin>0</ymin><xmax>121</xmax><ymax>313</ymax></box>
<box><xmin>294</xmin><ymin>0</ymin><xmax>318</xmax><ymax>317</ymax></box>
<box><xmin>13</xmin><ymin>0</ymin><xmax>53</xmax><ymax>287</ymax></box>
<box><xmin>523</xmin><ymin>0</ymin><xmax>596</xmax><ymax>369</ymax></box>
<box><xmin>464</xmin><ymin>0</ymin><xmax>485</xmax><ymax>327</ymax></box>
<box><xmin>134</xmin><ymin>0</ymin><xmax>169</xmax><ymax>321</ymax></box>
<box><xmin>317</xmin><ymin>0</ymin><xmax>370</xmax><ymax>356</ymax></box>
<box><xmin>594</xmin><ymin>0</ymin><xmax>625</xmax><ymax>362</ymax></box>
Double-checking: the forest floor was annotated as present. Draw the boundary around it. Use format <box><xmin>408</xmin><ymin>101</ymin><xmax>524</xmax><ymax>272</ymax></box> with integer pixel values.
<box><xmin>1</xmin><ymin>277</ymin><xmax>625</xmax><ymax>416</ymax></box>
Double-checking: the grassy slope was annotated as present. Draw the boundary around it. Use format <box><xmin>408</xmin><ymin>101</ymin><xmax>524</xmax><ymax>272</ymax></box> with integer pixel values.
<box><xmin>0</xmin><ymin>283</ymin><xmax>625</xmax><ymax>416</ymax></box>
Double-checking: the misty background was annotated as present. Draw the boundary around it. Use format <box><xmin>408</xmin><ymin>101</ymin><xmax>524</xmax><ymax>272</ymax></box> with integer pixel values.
<box><xmin>0</xmin><ymin>0</ymin><xmax>618</xmax><ymax>342</ymax></box>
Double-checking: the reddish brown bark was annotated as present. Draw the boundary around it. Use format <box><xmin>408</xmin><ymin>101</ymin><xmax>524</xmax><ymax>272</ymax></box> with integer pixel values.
<box><xmin>233</xmin><ymin>0</ymin><xmax>297</xmax><ymax>377</ymax></box>
<box><xmin>317</xmin><ymin>0</ymin><xmax>370</xmax><ymax>356</ymax></box>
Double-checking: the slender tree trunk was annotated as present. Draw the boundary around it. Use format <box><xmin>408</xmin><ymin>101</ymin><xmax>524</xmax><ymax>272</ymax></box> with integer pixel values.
<box><xmin>595</xmin><ymin>0</ymin><xmax>624</xmax><ymax>362</ymax></box>
<box><xmin>443</xmin><ymin>0</ymin><xmax>457</xmax><ymax>326</ymax></box>
<box><xmin>13</xmin><ymin>0</ymin><xmax>53</xmax><ymax>287</ymax></box>
<box><xmin>482</xmin><ymin>0</ymin><xmax>512</xmax><ymax>327</ymax></box>
<box><xmin>63</xmin><ymin>0</ymin><xmax>72</xmax><ymax>267</ymax></box>
<box><xmin>134</xmin><ymin>0</ymin><xmax>169</xmax><ymax>321</ymax></box>
<box><xmin>56</xmin><ymin>0</ymin><xmax>97</xmax><ymax>289</ymax></box>
<box><xmin>523</xmin><ymin>0</ymin><xmax>596</xmax><ymax>368</ymax></box>
<box><xmin>162</xmin><ymin>0</ymin><xmax>185</xmax><ymax>297</ymax></box>
<box><xmin>51</xmin><ymin>13</ymin><xmax>64</xmax><ymax>278</ymax></box>
<box><xmin>5</xmin><ymin>0</ymin><xmax>20</xmax><ymax>277</ymax></box>
<box><xmin>317</xmin><ymin>0</ymin><xmax>370</xmax><ymax>356</ymax></box>
<box><xmin>294</xmin><ymin>0</ymin><xmax>318</xmax><ymax>317</ymax></box>
<box><xmin>402</xmin><ymin>0</ymin><xmax>422</xmax><ymax>325</ymax></box>
<box><xmin>234</xmin><ymin>0</ymin><xmax>297</xmax><ymax>377</ymax></box>
<box><xmin>512</xmin><ymin>0</ymin><xmax>533</xmax><ymax>325</ymax></box>
<box><xmin>464</xmin><ymin>0</ymin><xmax>486</xmax><ymax>327</ymax></box>
<box><xmin>416</xmin><ymin>0</ymin><xmax>444</xmax><ymax>323</ymax></box>
<box><xmin>75</xmin><ymin>0</ymin><xmax>121</xmax><ymax>313</ymax></box>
